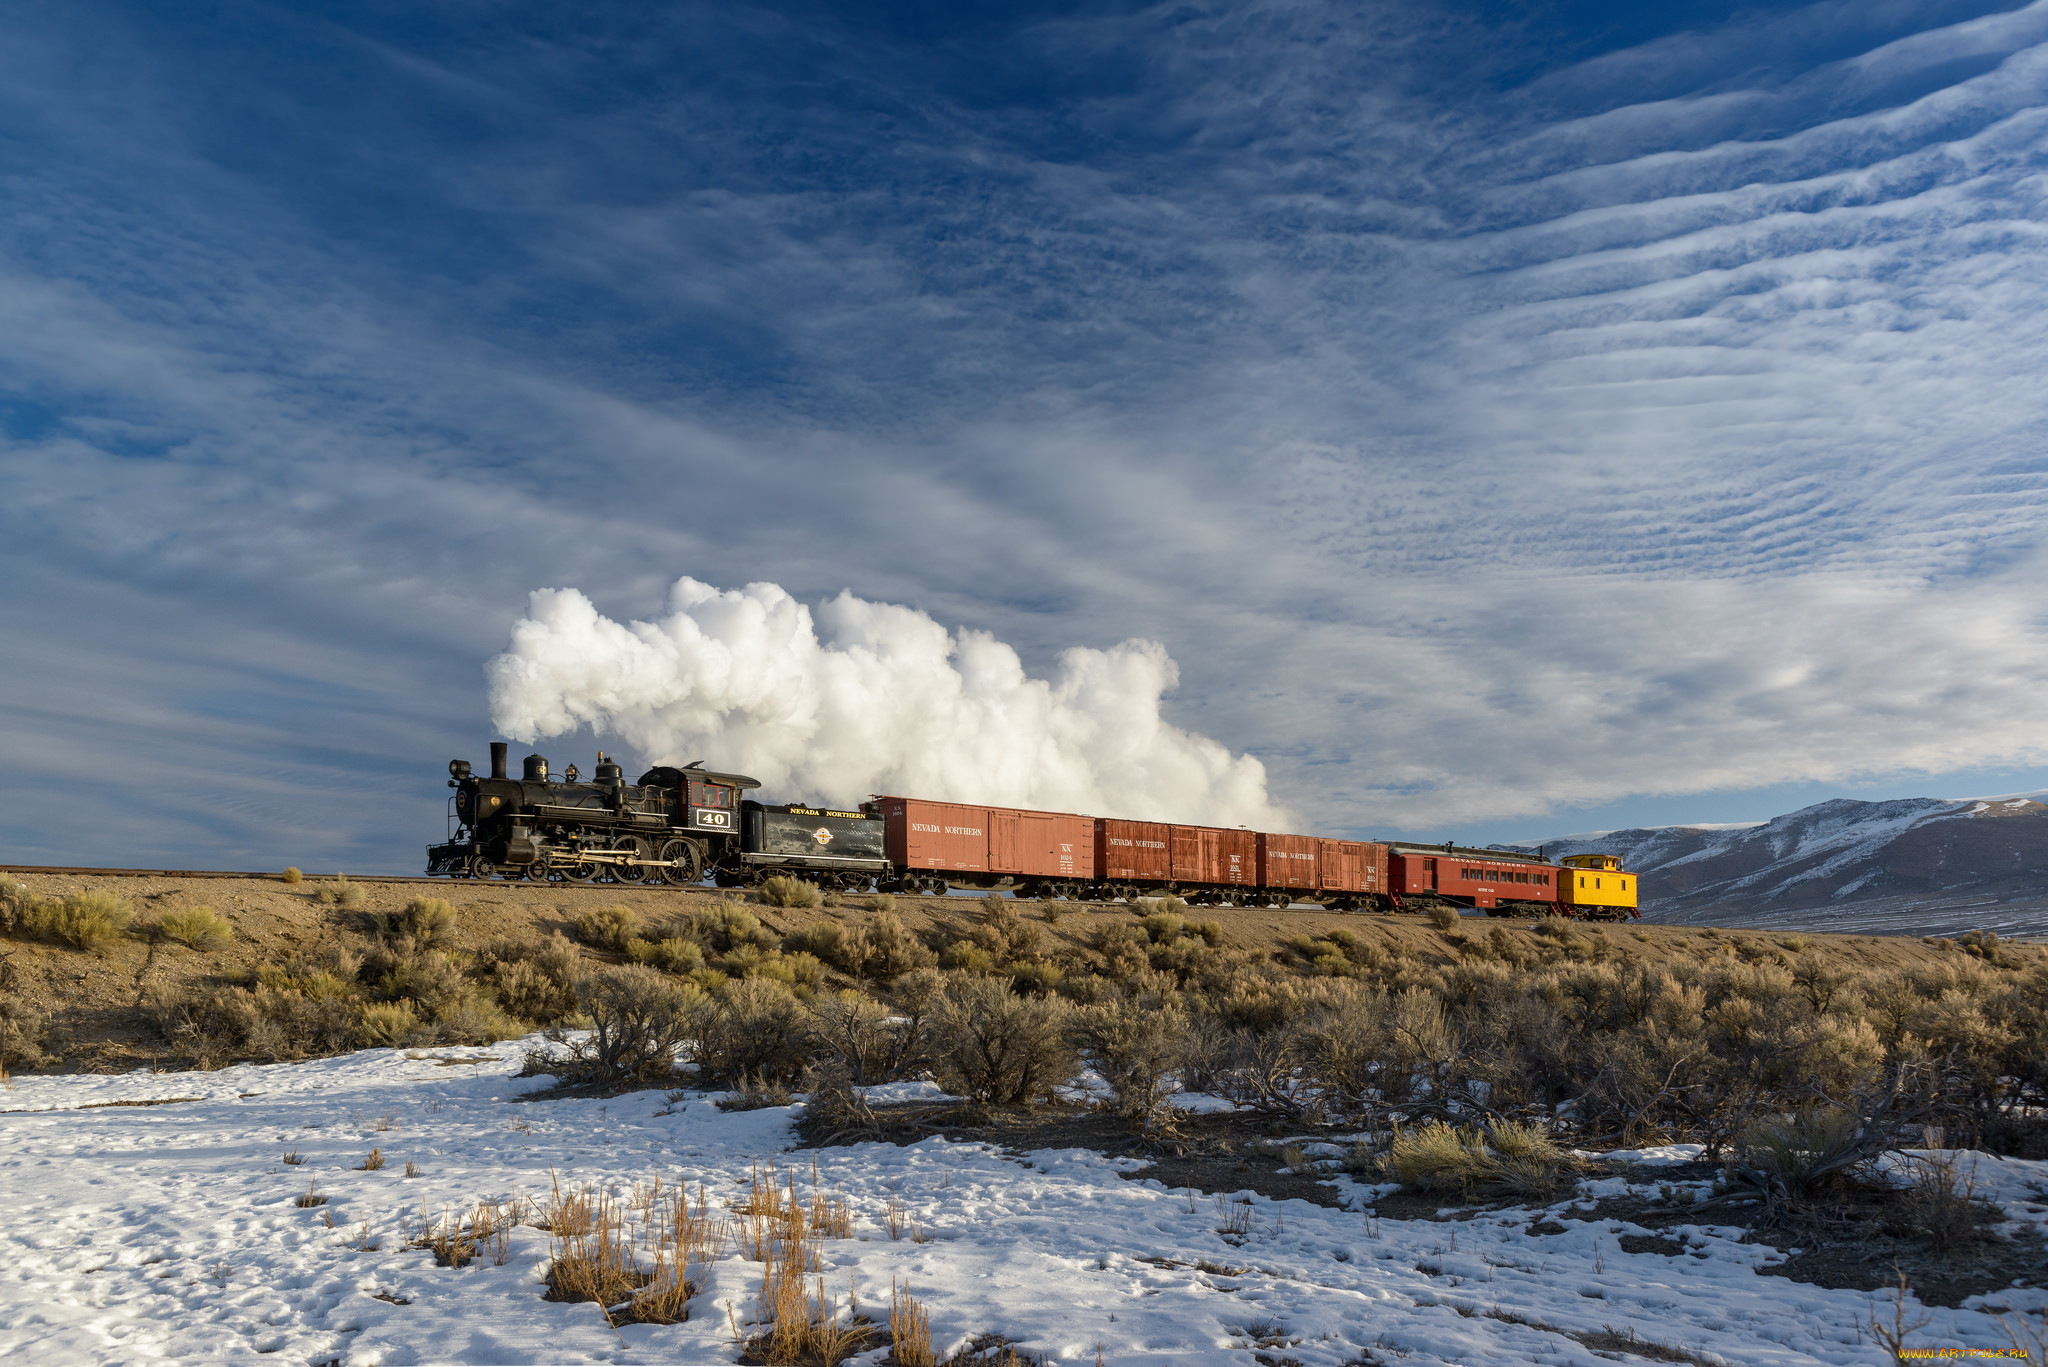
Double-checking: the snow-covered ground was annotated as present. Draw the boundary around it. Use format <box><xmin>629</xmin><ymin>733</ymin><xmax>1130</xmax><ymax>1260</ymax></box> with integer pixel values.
<box><xmin>3</xmin><ymin>1039</ymin><xmax>2045</xmax><ymax>1366</ymax></box>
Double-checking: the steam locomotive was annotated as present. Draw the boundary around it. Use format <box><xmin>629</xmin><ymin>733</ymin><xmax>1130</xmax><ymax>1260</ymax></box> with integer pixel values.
<box><xmin>427</xmin><ymin>741</ymin><xmax>1639</xmax><ymax>919</ymax></box>
<box><xmin>426</xmin><ymin>742</ymin><xmax>888</xmax><ymax>888</ymax></box>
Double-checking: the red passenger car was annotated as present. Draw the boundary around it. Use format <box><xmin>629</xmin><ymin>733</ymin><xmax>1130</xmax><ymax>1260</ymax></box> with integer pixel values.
<box><xmin>1386</xmin><ymin>843</ymin><xmax>1560</xmax><ymax>915</ymax></box>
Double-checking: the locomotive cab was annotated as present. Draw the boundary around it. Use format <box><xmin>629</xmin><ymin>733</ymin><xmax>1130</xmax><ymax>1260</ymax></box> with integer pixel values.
<box><xmin>636</xmin><ymin>762</ymin><xmax>757</xmax><ymax>837</ymax></box>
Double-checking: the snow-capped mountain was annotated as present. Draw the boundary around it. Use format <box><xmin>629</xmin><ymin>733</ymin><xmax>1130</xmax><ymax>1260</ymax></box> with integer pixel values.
<box><xmin>1514</xmin><ymin>794</ymin><xmax>2048</xmax><ymax>937</ymax></box>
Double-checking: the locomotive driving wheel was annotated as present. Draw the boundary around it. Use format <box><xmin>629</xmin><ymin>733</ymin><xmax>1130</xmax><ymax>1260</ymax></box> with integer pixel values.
<box><xmin>615</xmin><ymin>835</ymin><xmax>653</xmax><ymax>884</ymax></box>
<box><xmin>561</xmin><ymin>852</ymin><xmax>596</xmax><ymax>882</ymax></box>
<box><xmin>656</xmin><ymin>839</ymin><xmax>701</xmax><ymax>886</ymax></box>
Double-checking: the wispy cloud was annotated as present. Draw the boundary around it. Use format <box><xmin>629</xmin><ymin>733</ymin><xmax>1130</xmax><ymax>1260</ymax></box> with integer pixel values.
<box><xmin>1</xmin><ymin>1</ymin><xmax>2044</xmax><ymax>865</ymax></box>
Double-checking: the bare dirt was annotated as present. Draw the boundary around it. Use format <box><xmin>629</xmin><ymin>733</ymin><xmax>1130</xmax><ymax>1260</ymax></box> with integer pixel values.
<box><xmin>1585</xmin><ymin>1180</ymin><xmax>2048</xmax><ymax>1308</ymax></box>
<box><xmin>799</xmin><ymin>1097</ymin><xmax>1355</xmax><ymax>1211</ymax></box>
<box><xmin>0</xmin><ymin>867</ymin><xmax>1983</xmax><ymax>1075</ymax></box>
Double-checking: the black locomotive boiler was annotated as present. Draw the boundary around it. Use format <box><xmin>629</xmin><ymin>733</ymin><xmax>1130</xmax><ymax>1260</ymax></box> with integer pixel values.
<box><xmin>428</xmin><ymin>741</ymin><xmax>889</xmax><ymax>888</ymax></box>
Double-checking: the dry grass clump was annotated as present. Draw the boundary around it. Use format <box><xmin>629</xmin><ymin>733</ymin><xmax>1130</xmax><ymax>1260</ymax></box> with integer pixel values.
<box><xmin>409</xmin><ymin>1197</ymin><xmax>516</xmax><ymax>1268</ymax></box>
<box><xmin>281</xmin><ymin>867</ymin><xmax>303</xmax><ymax>884</ymax></box>
<box><xmin>0</xmin><ymin>880</ymin><xmax>31</xmax><ymax>933</ymax></box>
<box><xmin>149</xmin><ymin>949</ymin><xmax>366</xmax><ymax>1065</ymax></box>
<box><xmin>719</xmin><ymin>1071</ymin><xmax>799</xmax><ymax>1111</ymax></box>
<box><xmin>0</xmin><ymin>991</ymin><xmax>49</xmax><ymax>1068</ymax></box>
<box><xmin>940</xmin><ymin>941</ymin><xmax>995</xmax><ymax>974</ymax></box>
<box><xmin>358</xmin><ymin>1001</ymin><xmax>421</xmax><ymax>1047</ymax></box>
<box><xmin>890</xmin><ymin>1279</ymin><xmax>936</xmax><ymax>1367</ymax></box>
<box><xmin>17</xmin><ymin>890</ymin><xmax>133</xmax><ymax>949</ymax></box>
<box><xmin>147</xmin><ymin>925</ymin><xmax>533</xmax><ymax>1066</ymax></box>
<box><xmin>543</xmin><ymin>1173</ymin><xmax>726</xmax><ymax>1325</ymax></box>
<box><xmin>1384</xmin><ymin>1121</ymin><xmax>1492</xmax><ymax>1194</ymax></box>
<box><xmin>1734</xmin><ymin>1106</ymin><xmax>1869</xmax><ymax>1199</ymax></box>
<box><xmin>838</xmin><ymin>911</ymin><xmax>937</xmax><ymax>980</ymax></box>
<box><xmin>158</xmin><ymin>906</ymin><xmax>234</xmax><ymax>952</ymax></box>
<box><xmin>543</xmin><ymin>1179</ymin><xmax>642</xmax><ymax>1305</ymax></box>
<box><xmin>628</xmin><ymin>936</ymin><xmax>707</xmax><ymax>976</ymax></box>
<box><xmin>360</xmin><ymin>940</ymin><xmax>521</xmax><ymax>1044</ymax></box>
<box><xmin>758</xmin><ymin>875</ymin><xmax>826</xmax><ymax>910</ymax></box>
<box><xmin>1899</xmin><ymin>1150</ymin><xmax>1985</xmax><ymax>1254</ymax></box>
<box><xmin>359</xmin><ymin>1146</ymin><xmax>386</xmax><ymax>1171</ymax></box>
<box><xmin>1139</xmin><ymin>911</ymin><xmax>1186</xmax><ymax>945</ymax></box>
<box><xmin>573</xmin><ymin>905</ymin><xmax>640</xmax><ymax>952</ymax></box>
<box><xmin>313</xmin><ymin>876</ymin><xmax>365</xmax><ymax>908</ymax></box>
<box><xmin>784</xmin><ymin>921</ymin><xmax>847</xmax><ymax>964</ymax></box>
<box><xmin>367</xmin><ymin>897</ymin><xmax>456</xmax><ymax>948</ymax></box>
<box><xmin>1382</xmin><ymin>1119</ymin><xmax>1578</xmax><ymax>1201</ymax></box>
<box><xmin>475</xmin><ymin>934</ymin><xmax>583</xmax><ymax>1024</ymax></box>
<box><xmin>1426</xmin><ymin>904</ymin><xmax>1460</xmax><ymax>932</ymax></box>
<box><xmin>739</xmin><ymin>1199</ymin><xmax>875</xmax><ymax>1365</ymax></box>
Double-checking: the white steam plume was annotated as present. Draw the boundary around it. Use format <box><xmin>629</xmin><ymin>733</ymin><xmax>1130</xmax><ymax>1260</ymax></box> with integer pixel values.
<box><xmin>486</xmin><ymin>577</ymin><xmax>1291</xmax><ymax>828</ymax></box>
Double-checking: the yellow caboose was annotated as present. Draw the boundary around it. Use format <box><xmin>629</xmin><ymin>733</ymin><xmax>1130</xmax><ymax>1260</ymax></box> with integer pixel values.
<box><xmin>1558</xmin><ymin>853</ymin><xmax>1639</xmax><ymax>920</ymax></box>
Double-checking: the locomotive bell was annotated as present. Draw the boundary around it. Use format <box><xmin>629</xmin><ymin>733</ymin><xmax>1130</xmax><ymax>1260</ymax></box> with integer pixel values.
<box><xmin>523</xmin><ymin>754</ymin><xmax>549</xmax><ymax>781</ymax></box>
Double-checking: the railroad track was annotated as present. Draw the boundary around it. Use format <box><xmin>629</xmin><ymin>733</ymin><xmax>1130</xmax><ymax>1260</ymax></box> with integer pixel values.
<box><xmin>0</xmin><ymin>864</ymin><xmax>463</xmax><ymax>887</ymax></box>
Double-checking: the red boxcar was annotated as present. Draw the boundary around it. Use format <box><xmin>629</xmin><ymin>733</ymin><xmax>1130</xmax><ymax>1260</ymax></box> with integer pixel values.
<box><xmin>988</xmin><ymin>807</ymin><xmax>1096</xmax><ymax>881</ymax></box>
<box><xmin>1317</xmin><ymin>839</ymin><xmax>1390</xmax><ymax>898</ymax></box>
<box><xmin>876</xmin><ymin>797</ymin><xmax>989</xmax><ymax>872</ymax></box>
<box><xmin>876</xmin><ymin>796</ymin><xmax>1096</xmax><ymax>882</ymax></box>
<box><xmin>1097</xmin><ymin>818</ymin><xmax>1173</xmax><ymax>882</ymax></box>
<box><xmin>1172</xmin><ymin>825</ymin><xmax>1256</xmax><ymax>886</ymax></box>
<box><xmin>1257</xmin><ymin>833</ymin><xmax>1320</xmax><ymax>891</ymax></box>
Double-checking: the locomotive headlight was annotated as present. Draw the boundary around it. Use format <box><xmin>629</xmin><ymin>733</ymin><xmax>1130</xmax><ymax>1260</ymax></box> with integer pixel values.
<box><xmin>449</xmin><ymin>759</ymin><xmax>472</xmax><ymax>779</ymax></box>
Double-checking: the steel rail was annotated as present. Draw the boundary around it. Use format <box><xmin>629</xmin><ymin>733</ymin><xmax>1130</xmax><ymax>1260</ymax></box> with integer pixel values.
<box><xmin>0</xmin><ymin>864</ymin><xmax>470</xmax><ymax>886</ymax></box>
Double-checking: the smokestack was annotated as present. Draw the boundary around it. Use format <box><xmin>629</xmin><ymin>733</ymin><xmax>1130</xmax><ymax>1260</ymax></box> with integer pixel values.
<box><xmin>490</xmin><ymin>742</ymin><xmax>508</xmax><ymax>780</ymax></box>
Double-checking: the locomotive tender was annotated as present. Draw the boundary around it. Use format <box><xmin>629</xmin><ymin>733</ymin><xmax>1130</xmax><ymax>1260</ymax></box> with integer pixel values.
<box><xmin>429</xmin><ymin>741</ymin><xmax>1638</xmax><ymax>920</ymax></box>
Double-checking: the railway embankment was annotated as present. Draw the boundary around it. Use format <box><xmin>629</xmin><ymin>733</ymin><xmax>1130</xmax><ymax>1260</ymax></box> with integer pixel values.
<box><xmin>0</xmin><ymin>865</ymin><xmax>2003</xmax><ymax>1075</ymax></box>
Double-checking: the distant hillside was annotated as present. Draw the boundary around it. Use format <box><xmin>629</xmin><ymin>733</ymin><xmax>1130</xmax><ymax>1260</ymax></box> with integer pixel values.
<box><xmin>1518</xmin><ymin>795</ymin><xmax>2048</xmax><ymax>937</ymax></box>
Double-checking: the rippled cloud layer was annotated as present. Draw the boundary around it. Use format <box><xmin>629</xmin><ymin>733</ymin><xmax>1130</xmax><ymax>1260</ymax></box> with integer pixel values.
<box><xmin>1</xmin><ymin>1</ymin><xmax>2044</xmax><ymax>863</ymax></box>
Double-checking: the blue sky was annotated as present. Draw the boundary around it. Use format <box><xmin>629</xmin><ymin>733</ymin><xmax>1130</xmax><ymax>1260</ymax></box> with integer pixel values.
<box><xmin>3</xmin><ymin>0</ymin><xmax>2046</xmax><ymax>869</ymax></box>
